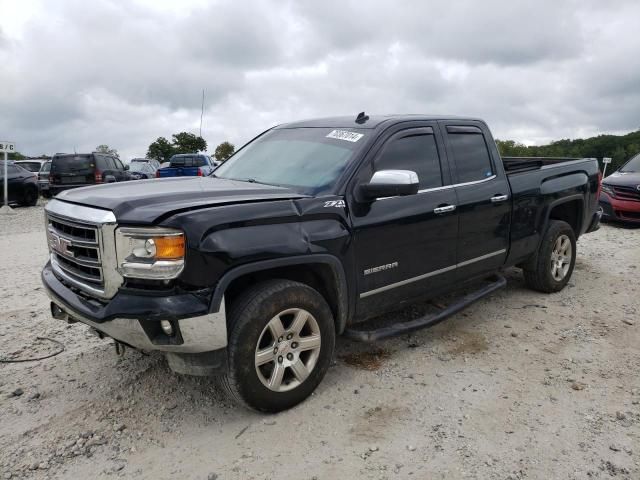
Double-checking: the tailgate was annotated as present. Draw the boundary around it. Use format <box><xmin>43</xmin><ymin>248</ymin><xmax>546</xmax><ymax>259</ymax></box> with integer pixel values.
<box><xmin>158</xmin><ymin>167</ymin><xmax>199</xmax><ymax>177</ymax></box>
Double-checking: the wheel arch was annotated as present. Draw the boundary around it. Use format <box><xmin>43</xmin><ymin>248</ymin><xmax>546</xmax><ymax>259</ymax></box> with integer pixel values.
<box><xmin>209</xmin><ymin>255</ymin><xmax>349</xmax><ymax>334</ymax></box>
<box><xmin>543</xmin><ymin>195</ymin><xmax>584</xmax><ymax>240</ymax></box>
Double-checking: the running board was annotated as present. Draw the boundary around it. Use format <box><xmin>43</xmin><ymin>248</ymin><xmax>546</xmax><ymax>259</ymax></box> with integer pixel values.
<box><xmin>343</xmin><ymin>274</ymin><xmax>507</xmax><ymax>343</ymax></box>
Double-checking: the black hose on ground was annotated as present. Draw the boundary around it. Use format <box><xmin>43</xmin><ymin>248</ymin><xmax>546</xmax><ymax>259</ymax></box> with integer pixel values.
<box><xmin>0</xmin><ymin>336</ymin><xmax>65</xmax><ymax>363</ymax></box>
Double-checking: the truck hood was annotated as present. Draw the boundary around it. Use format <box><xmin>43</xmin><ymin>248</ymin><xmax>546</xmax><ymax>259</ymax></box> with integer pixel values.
<box><xmin>603</xmin><ymin>171</ymin><xmax>640</xmax><ymax>187</ymax></box>
<box><xmin>55</xmin><ymin>177</ymin><xmax>308</xmax><ymax>223</ymax></box>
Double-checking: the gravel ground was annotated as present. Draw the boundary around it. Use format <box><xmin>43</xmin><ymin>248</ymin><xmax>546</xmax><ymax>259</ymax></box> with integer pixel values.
<box><xmin>1</xmin><ymin>204</ymin><xmax>639</xmax><ymax>480</ymax></box>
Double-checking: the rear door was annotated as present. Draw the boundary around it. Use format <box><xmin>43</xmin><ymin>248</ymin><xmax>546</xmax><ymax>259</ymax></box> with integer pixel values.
<box><xmin>112</xmin><ymin>157</ymin><xmax>127</xmax><ymax>182</ymax></box>
<box><xmin>440</xmin><ymin>121</ymin><xmax>511</xmax><ymax>280</ymax></box>
<box><xmin>349</xmin><ymin>123</ymin><xmax>459</xmax><ymax>318</ymax></box>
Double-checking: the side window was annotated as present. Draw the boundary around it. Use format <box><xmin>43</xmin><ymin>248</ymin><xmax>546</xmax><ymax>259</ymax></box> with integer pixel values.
<box><xmin>8</xmin><ymin>165</ymin><xmax>20</xmax><ymax>175</ymax></box>
<box><xmin>374</xmin><ymin>133</ymin><xmax>443</xmax><ymax>189</ymax></box>
<box><xmin>447</xmin><ymin>128</ymin><xmax>494</xmax><ymax>183</ymax></box>
<box><xmin>196</xmin><ymin>156</ymin><xmax>206</xmax><ymax>167</ymax></box>
<box><xmin>113</xmin><ymin>158</ymin><xmax>125</xmax><ymax>170</ymax></box>
<box><xmin>95</xmin><ymin>155</ymin><xmax>110</xmax><ymax>170</ymax></box>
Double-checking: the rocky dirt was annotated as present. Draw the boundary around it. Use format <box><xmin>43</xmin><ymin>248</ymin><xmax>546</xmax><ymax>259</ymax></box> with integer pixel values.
<box><xmin>1</xmin><ymin>204</ymin><xmax>639</xmax><ymax>479</ymax></box>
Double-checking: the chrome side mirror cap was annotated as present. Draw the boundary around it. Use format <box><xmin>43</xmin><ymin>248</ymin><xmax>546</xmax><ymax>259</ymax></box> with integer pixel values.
<box><xmin>359</xmin><ymin>170</ymin><xmax>419</xmax><ymax>200</ymax></box>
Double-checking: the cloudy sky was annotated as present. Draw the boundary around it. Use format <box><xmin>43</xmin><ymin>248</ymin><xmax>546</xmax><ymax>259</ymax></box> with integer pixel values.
<box><xmin>1</xmin><ymin>0</ymin><xmax>639</xmax><ymax>159</ymax></box>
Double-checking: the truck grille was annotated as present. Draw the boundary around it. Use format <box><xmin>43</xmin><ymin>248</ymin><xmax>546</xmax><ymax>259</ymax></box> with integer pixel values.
<box><xmin>613</xmin><ymin>185</ymin><xmax>640</xmax><ymax>202</ymax></box>
<box><xmin>47</xmin><ymin>214</ymin><xmax>104</xmax><ymax>291</ymax></box>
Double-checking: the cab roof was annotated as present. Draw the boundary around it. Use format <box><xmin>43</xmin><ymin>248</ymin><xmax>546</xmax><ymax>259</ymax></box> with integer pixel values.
<box><xmin>276</xmin><ymin>114</ymin><xmax>484</xmax><ymax>130</ymax></box>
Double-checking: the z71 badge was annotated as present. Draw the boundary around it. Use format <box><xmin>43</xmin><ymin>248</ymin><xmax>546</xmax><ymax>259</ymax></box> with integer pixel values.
<box><xmin>323</xmin><ymin>200</ymin><xmax>346</xmax><ymax>208</ymax></box>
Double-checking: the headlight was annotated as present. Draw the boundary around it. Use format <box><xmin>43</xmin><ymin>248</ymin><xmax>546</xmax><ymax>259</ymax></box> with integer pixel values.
<box><xmin>115</xmin><ymin>227</ymin><xmax>185</xmax><ymax>279</ymax></box>
<box><xmin>601</xmin><ymin>184</ymin><xmax>615</xmax><ymax>196</ymax></box>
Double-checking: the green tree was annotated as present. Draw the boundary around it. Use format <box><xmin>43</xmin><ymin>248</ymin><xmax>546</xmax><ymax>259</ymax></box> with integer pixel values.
<box><xmin>7</xmin><ymin>151</ymin><xmax>26</xmax><ymax>160</ymax></box>
<box><xmin>95</xmin><ymin>144</ymin><xmax>119</xmax><ymax>157</ymax></box>
<box><xmin>171</xmin><ymin>132</ymin><xmax>207</xmax><ymax>154</ymax></box>
<box><xmin>214</xmin><ymin>141</ymin><xmax>235</xmax><ymax>162</ymax></box>
<box><xmin>146</xmin><ymin>137</ymin><xmax>174</xmax><ymax>163</ymax></box>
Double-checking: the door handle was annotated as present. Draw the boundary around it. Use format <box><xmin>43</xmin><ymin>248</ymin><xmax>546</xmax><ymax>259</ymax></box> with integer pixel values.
<box><xmin>434</xmin><ymin>204</ymin><xmax>456</xmax><ymax>214</ymax></box>
<box><xmin>490</xmin><ymin>194</ymin><xmax>508</xmax><ymax>203</ymax></box>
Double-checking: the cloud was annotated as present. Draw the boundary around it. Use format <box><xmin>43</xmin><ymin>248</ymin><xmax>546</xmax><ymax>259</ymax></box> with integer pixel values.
<box><xmin>0</xmin><ymin>0</ymin><xmax>639</xmax><ymax>158</ymax></box>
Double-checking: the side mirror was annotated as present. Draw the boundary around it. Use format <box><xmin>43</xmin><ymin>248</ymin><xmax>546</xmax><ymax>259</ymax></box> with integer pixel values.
<box><xmin>124</xmin><ymin>165</ymin><xmax>130</xmax><ymax>170</ymax></box>
<box><xmin>358</xmin><ymin>170</ymin><xmax>419</xmax><ymax>201</ymax></box>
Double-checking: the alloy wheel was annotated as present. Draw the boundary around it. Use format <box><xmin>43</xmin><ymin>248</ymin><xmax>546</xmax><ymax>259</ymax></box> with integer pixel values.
<box><xmin>254</xmin><ymin>308</ymin><xmax>322</xmax><ymax>392</ymax></box>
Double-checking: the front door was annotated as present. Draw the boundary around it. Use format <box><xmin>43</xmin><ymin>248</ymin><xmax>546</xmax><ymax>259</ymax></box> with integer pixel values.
<box><xmin>349</xmin><ymin>124</ymin><xmax>459</xmax><ymax>319</ymax></box>
<box><xmin>440</xmin><ymin>122</ymin><xmax>511</xmax><ymax>280</ymax></box>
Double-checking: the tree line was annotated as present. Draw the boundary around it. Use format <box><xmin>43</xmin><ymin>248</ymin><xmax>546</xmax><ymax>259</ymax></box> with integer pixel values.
<box><xmin>8</xmin><ymin>129</ymin><xmax>640</xmax><ymax>172</ymax></box>
<box><xmin>496</xmin><ymin>129</ymin><xmax>640</xmax><ymax>172</ymax></box>
<box><xmin>146</xmin><ymin>133</ymin><xmax>234</xmax><ymax>163</ymax></box>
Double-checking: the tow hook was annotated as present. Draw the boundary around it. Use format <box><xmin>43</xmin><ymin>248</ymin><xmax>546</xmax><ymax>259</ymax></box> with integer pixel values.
<box><xmin>51</xmin><ymin>302</ymin><xmax>76</xmax><ymax>323</ymax></box>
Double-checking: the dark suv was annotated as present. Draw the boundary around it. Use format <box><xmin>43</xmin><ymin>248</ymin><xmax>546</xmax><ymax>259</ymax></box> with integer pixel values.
<box><xmin>49</xmin><ymin>153</ymin><xmax>128</xmax><ymax>196</ymax></box>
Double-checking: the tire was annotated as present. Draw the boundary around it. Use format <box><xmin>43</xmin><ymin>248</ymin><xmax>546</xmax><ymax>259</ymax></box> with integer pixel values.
<box><xmin>21</xmin><ymin>186</ymin><xmax>38</xmax><ymax>207</ymax></box>
<box><xmin>523</xmin><ymin>220</ymin><xmax>576</xmax><ymax>293</ymax></box>
<box><xmin>221</xmin><ymin>279</ymin><xmax>336</xmax><ymax>412</ymax></box>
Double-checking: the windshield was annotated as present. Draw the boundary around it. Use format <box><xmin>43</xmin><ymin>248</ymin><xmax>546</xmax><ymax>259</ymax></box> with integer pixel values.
<box><xmin>51</xmin><ymin>155</ymin><xmax>94</xmax><ymax>173</ymax></box>
<box><xmin>214</xmin><ymin>127</ymin><xmax>367</xmax><ymax>194</ymax></box>
<box><xmin>620</xmin><ymin>153</ymin><xmax>640</xmax><ymax>173</ymax></box>
<box><xmin>129</xmin><ymin>162</ymin><xmax>149</xmax><ymax>172</ymax></box>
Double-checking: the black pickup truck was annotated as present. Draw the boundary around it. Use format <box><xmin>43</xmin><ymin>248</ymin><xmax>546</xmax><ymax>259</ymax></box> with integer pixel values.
<box><xmin>42</xmin><ymin>114</ymin><xmax>601</xmax><ymax>412</ymax></box>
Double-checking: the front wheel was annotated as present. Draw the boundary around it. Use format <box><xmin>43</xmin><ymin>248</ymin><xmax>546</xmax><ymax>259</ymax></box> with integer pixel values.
<box><xmin>221</xmin><ymin>279</ymin><xmax>336</xmax><ymax>412</ymax></box>
<box><xmin>523</xmin><ymin>220</ymin><xmax>576</xmax><ymax>293</ymax></box>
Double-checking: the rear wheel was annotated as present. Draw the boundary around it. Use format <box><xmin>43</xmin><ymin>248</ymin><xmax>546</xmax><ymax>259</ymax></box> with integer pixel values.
<box><xmin>523</xmin><ymin>220</ymin><xmax>576</xmax><ymax>293</ymax></box>
<box><xmin>221</xmin><ymin>279</ymin><xmax>335</xmax><ymax>412</ymax></box>
<box><xmin>21</xmin><ymin>186</ymin><xmax>38</xmax><ymax>206</ymax></box>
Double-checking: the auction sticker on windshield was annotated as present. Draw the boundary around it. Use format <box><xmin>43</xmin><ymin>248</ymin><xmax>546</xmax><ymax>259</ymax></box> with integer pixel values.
<box><xmin>326</xmin><ymin>130</ymin><xmax>364</xmax><ymax>142</ymax></box>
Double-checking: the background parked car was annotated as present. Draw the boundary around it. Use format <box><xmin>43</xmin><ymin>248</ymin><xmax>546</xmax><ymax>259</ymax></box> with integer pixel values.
<box><xmin>127</xmin><ymin>160</ymin><xmax>157</xmax><ymax>180</ymax></box>
<box><xmin>130</xmin><ymin>157</ymin><xmax>161</xmax><ymax>170</ymax></box>
<box><xmin>38</xmin><ymin>160</ymin><xmax>52</xmax><ymax>198</ymax></box>
<box><xmin>49</xmin><ymin>152</ymin><xmax>129</xmax><ymax>196</ymax></box>
<box><xmin>0</xmin><ymin>161</ymin><xmax>39</xmax><ymax>206</ymax></box>
<box><xmin>600</xmin><ymin>152</ymin><xmax>640</xmax><ymax>224</ymax></box>
<box><xmin>156</xmin><ymin>153</ymin><xmax>216</xmax><ymax>178</ymax></box>
<box><xmin>15</xmin><ymin>159</ymin><xmax>47</xmax><ymax>173</ymax></box>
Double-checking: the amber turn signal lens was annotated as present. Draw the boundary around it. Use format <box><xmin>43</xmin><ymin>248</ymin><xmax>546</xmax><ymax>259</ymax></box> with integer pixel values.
<box><xmin>154</xmin><ymin>235</ymin><xmax>185</xmax><ymax>260</ymax></box>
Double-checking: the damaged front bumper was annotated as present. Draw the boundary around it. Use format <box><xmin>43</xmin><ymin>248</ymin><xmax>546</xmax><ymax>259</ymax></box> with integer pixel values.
<box><xmin>42</xmin><ymin>262</ymin><xmax>228</xmax><ymax>375</ymax></box>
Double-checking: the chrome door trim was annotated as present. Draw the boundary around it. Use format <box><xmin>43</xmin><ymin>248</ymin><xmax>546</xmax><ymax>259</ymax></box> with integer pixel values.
<box><xmin>359</xmin><ymin>248</ymin><xmax>507</xmax><ymax>298</ymax></box>
<box><xmin>417</xmin><ymin>175</ymin><xmax>497</xmax><ymax>194</ymax></box>
<box><xmin>456</xmin><ymin>249</ymin><xmax>506</xmax><ymax>267</ymax></box>
<box><xmin>375</xmin><ymin>175</ymin><xmax>498</xmax><ymax>200</ymax></box>
<box><xmin>360</xmin><ymin>264</ymin><xmax>457</xmax><ymax>298</ymax></box>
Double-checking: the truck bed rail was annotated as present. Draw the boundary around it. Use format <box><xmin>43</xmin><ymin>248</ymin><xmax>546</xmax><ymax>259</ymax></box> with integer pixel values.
<box><xmin>502</xmin><ymin>156</ymin><xmax>585</xmax><ymax>174</ymax></box>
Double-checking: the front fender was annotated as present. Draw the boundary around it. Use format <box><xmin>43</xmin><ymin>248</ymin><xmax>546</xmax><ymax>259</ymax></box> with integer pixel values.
<box><xmin>208</xmin><ymin>254</ymin><xmax>349</xmax><ymax>334</ymax></box>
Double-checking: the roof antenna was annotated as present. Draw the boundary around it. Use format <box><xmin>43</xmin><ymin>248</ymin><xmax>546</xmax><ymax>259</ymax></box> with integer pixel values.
<box><xmin>355</xmin><ymin>111</ymin><xmax>369</xmax><ymax>124</ymax></box>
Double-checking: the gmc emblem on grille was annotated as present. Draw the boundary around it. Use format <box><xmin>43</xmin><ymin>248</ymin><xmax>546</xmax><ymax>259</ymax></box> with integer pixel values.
<box><xmin>48</xmin><ymin>231</ymin><xmax>74</xmax><ymax>257</ymax></box>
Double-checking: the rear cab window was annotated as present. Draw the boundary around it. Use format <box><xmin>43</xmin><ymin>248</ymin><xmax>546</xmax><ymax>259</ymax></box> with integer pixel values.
<box><xmin>170</xmin><ymin>155</ymin><xmax>206</xmax><ymax>167</ymax></box>
<box><xmin>445</xmin><ymin>126</ymin><xmax>494</xmax><ymax>184</ymax></box>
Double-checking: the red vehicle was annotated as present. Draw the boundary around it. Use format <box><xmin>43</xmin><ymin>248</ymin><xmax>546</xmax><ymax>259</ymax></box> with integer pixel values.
<box><xmin>600</xmin><ymin>153</ymin><xmax>640</xmax><ymax>223</ymax></box>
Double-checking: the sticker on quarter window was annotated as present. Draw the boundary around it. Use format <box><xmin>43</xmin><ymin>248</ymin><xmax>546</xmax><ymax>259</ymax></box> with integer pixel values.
<box><xmin>326</xmin><ymin>130</ymin><xmax>364</xmax><ymax>142</ymax></box>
